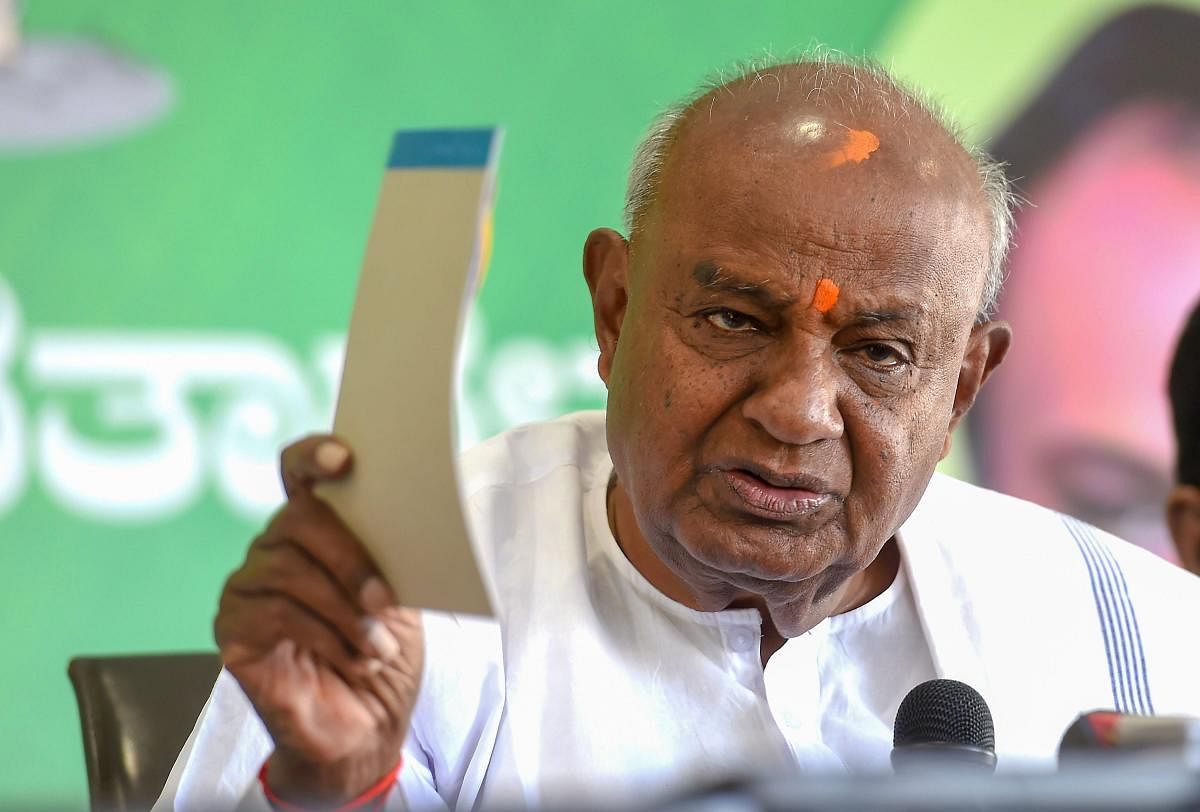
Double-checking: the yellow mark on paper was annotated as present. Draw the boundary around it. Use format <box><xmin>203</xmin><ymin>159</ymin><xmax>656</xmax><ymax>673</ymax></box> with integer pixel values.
<box><xmin>477</xmin><ymin>208</ymin><xmax>494</xmax><ymax>289</ymax></box>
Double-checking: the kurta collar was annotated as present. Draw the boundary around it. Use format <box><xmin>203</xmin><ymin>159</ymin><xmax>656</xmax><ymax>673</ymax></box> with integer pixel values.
<box><xmin>895</xmin><ymin>474</ymin><xmax>992</xmax><ymax>701</ymax></box>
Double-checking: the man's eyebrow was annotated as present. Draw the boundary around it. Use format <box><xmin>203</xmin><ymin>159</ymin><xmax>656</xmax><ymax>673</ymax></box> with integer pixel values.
<box><xmin>849</xmin><ymin>308</ymin><xmax>925</xmax><ymax>325</ymax></box>
<box><xmin>691</xmin><ymin>261</ymin><xmax>793</xmax><ymax>308</ymax></box>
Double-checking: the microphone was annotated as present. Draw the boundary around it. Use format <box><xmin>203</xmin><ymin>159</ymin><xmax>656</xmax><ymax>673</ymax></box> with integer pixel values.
<box><xmin>1058</xmin><ymin>710</ymin><xmax>1200</xmax><ymax>766</ymax></box>
<box><xmin>891</xmin><ymin>678</ymin><xmax>997</xmax><ymax>774</ymax></box>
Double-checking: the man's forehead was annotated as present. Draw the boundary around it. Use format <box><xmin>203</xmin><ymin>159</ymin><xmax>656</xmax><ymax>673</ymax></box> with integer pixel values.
<box><xmin>652</xmin><ymin>167</ymin><xmax>981</xmax><ymax>262</ymax></box>
<box><xmin>633</xmin><ymin>67</ymin><xmax>992</xmax><ymax>316</ymax></box>
<box><xmin>672</xmin><ymin>109</ymin><xmax>961</xmax><ymax>192</ymax></box>
<box><xmin>646</xmin><ymin>184</ymin><xmax>989</xmax><ymax>324</ymax></box>
<box><xmin>688</xmin><ymin>254</ymin><xmax>951</xmax><ymax>307</ymax></box>
<box><xmin>661</xmin><ymin>68</ymin><xmax>979</xmax><ymax>203</ymax></box>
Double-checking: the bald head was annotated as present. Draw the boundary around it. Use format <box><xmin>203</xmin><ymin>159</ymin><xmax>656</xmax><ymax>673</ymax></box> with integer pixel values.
<box><xmin>624</xmin><ymin>58</ymin><xmax>1013</xmax><ymax>320</ymax></box>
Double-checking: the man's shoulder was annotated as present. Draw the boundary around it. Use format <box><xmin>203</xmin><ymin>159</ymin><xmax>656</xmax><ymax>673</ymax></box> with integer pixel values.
<box><xmin>916</xmin><ymin>472</ymin><xmax>1073</xmax><ymax>539</ymax></box>
<box><xmin>912</xmin><ymin>472</ymin><xmax>1200</xmax><ymax>632</ymax></box>
<box><xmin>905</xmin><ymin>473</ymin><xmax>1070</xmax><ymax>569</ymax></box>
<box><xmin>455</xmin><ymin>411</ymin><xmax>609</xmax><ymax>604</ymax></box>
<box><xmin>457</xmin><ymin>410</ymin><xmax>609</xmax><ymax>499</ymax></box>
<box><xmin>911</xmin><ymin>474</ymin><xmax>1200</xmax><ymax>721</ymax></box>
<box><xmin>916</xmin><ymin>472</ymin><xmax>1195</xmax><ymax>590</ymax></box>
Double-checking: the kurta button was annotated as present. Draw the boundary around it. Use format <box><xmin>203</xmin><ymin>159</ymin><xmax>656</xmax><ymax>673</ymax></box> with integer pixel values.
<box><xmin>729</xmin><ymin>629</ymin><xmax>757</xmax><ymax>653</ymax></box>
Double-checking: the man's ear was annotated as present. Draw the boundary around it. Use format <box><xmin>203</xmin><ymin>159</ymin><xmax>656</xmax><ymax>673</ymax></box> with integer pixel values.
<box><xmin>582</xmin><ymin>228</ymin><xmax>631</xmax><ymax>386</ymax></box>
<box><xmin>1167</xmin><ymin>485</ymin><xmax>1200</xmax><ymax>576</ymax></box>
<box><xmin>940</xmin><ymin>320</ymin><xmax>1012</xmax><ymax>460</ymax></box>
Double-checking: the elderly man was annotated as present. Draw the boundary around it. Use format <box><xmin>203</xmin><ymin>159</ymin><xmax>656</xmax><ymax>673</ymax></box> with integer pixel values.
<box><xmin>158</xmin><ymin>58</ymin><xmax>1200</xmax><ymax>811</ymax></box>
<box><xmin>1169</xmin><ymin>299</ymin><xmax>1200</xmax><ymax>573</ymax></box>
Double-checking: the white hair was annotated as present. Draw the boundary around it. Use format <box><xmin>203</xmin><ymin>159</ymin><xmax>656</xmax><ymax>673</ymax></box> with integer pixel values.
<box><xmin>622</xmin><ymin>54</ymin><xmax>1015</xmax><ymax>322</ymax></box>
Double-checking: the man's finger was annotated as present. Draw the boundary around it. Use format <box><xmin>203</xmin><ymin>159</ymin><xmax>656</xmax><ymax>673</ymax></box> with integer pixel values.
<box><xmin>231</xmin><ymin>542</ymin><xmax>385</xmax><ymax>659</ymax></box>
<box><xmin>280</xmin><ymin>434</ymin><xmax>353</xmax><ymax>497</ymax></box>
<box><xmin>215</xmin><ymin>591</ymin><xmax>383</xmax><ymax>680</ymax></box>
<box><xmin>266</xmin><ymin>492</ymin><xmax>398</xmax><ymax>614</ymax></box>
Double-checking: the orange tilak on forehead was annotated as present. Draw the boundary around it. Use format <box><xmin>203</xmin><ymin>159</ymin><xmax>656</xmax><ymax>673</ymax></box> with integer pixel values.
<box><xmin>825</xmin><ymin>128</ymin><xmax>880</xmax><ymax>169</ymax></box>
<box><xmin>811</xmin><ymin>278</ymin><xmax>840</xmax><ymax>313</ymax></box>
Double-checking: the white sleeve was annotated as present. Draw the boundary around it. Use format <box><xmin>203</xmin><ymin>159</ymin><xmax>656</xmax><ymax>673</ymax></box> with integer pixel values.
<box><xmin>153</xmin><ymin>669</ymin><xmax>272</xmax><ymax>811</ymax></box>
<box><xmin>154</xmin><ymin>669</ymin><xmax>448</xmax><ymax>811</ymax></box>
<box><xmin>395</xmin><ymin>742</ymin><xmax>449</xmax><ymax>811</ymax></box>
<box><xmin>156</xmin><ymin>608</ymin><xmax>502</xmax><ymax>812</ymax></box>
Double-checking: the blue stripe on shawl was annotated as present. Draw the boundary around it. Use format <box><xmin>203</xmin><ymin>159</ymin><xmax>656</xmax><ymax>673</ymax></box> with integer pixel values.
<box><xmin>1063</xmin><ymin>517</ymin><xmax>1124</xmax><ymax>710</ymax></box>
<box><xmin>1062</xmin><ymin>515</ymin><xmax>1155</xmax><ymax>715</ymax></box>
<box><xmin>1081</xmin><ymin>522</ymin><xmax>1155</xmax><ymax>714</ymax></box>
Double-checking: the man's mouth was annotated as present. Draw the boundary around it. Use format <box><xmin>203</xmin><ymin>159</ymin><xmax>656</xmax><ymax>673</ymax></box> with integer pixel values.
<box><xmin>720</xmin><ymin>466</ymin><xmax>834</xmax><ymax>519</ymax></box>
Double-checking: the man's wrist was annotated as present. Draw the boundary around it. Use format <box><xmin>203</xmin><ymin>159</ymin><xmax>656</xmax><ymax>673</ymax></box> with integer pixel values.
<box><xmin>261</xmin><ymin>750</ymin><xmax>402</xmax><ymax>810</ymax></box>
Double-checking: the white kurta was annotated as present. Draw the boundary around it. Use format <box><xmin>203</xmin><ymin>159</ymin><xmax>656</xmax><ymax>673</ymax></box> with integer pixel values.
<box><xmin>156</xmin><ymin>411</ymin><xmax>1200</xmax><ymax>811</ymax></box>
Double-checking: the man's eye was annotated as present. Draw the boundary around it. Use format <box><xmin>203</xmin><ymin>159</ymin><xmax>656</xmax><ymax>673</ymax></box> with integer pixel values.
<box><xmin>861</xmin><ymin>343</ymin><xmax>906</xmax><ymax>367</ymax></box>
<box><xmin>704</xmin><ymin>309</ymin><xmax>757</xmax><ymax>332</ymax></box>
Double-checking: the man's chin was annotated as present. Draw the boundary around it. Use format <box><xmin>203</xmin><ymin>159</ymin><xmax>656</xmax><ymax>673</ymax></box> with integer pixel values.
<box><xmin>676</xmin><ymin>539</ymin><xmax>837</xmax><ymax>602</ymax></box>
<box><xmin>677</xmin><ymin>520</ymin><xmax>840</xmax><ymax>583</ymax></box>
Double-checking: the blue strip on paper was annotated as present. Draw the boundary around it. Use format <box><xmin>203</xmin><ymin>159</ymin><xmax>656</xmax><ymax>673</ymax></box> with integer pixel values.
<box><xmin>387</xmin><ymin>128</ymin><xmax>496</xmax><ymax>169</ymax></box>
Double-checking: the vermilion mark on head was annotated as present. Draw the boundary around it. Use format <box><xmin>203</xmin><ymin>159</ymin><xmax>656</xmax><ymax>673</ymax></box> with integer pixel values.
<box><xmin>825</xmin><ymin>129</ymin><xmax>880</xmax><ymax>168</ymax></box>
<box><xmin>812</xmin><ymin>278</ymin><xmax>840</xmax><ymax>313</ymax></box>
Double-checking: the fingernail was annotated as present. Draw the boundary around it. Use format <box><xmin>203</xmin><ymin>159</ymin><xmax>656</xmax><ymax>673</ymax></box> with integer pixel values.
<box><xmin>359</xmin><ymin>576</ymin><xmax>393</xmax><ymax>613</ymax></box>
<box><xmin>366</xmin><ymin>658</ymin><xmax>385</xmax><ymax>675</ymax></box>
<box><xmin>316</xmin><ymin>441</ymin><xmax>349</xmax><ymax>473</ymax></box>
<box><xmin>362</xmin><ymin>617</ymin><xmax>400</xmax><ymax>661</ymax></box>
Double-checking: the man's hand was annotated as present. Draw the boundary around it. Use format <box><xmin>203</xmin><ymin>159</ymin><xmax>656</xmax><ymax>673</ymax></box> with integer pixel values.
<box><xmin>214</xmin><ymin>435</ymin><xmax>424</xmax><ymax>805</ymax></box>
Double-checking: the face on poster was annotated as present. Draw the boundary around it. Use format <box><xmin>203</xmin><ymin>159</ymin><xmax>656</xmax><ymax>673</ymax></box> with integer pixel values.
<box><xmin>972</xmin><ymin>5</ymin><xmax>1200</xmax><ymax>561</ymax></box>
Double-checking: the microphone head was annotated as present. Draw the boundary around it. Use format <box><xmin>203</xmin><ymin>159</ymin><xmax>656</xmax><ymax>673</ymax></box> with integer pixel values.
<box><xmin>893</xmin><ymin>678</ymin><xmax>996</xmax><ymax>751</ymax></box>
<box><xmin>891</xmin><ymin>679</ymin><xmax>997</xmax><ymax>774</ymax></box>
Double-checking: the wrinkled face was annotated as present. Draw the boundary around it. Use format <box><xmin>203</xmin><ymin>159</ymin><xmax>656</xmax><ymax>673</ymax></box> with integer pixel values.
<box><xmin>602</xmin><ymin>107</ymin><xmax>993</xmax><ymax>632</ymax></box>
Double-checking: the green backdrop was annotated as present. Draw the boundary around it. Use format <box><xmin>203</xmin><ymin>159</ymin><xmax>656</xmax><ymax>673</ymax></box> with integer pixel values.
<box><xmin>0</xmin><ymin>2</ymin><xmax>903</xmax><ymax>805</ymax></box>
<box><xmin>5</xmin><ymin>0</ymin><xmax>1183</xmax><ymax>805</ymax></box>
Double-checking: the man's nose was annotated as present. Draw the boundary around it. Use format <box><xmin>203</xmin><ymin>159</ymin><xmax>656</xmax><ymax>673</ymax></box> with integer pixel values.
<box><xmin>740</xmin><ymin>341</ymin><xmax>844</xmax><ymax>447</ymax></box>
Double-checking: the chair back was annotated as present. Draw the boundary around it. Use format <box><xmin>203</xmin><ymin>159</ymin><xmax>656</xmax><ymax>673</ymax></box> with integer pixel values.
<box><xmin>68</xmin><ymin>652</ymin><xmax>221</xmax><ymax>811</ymax></box>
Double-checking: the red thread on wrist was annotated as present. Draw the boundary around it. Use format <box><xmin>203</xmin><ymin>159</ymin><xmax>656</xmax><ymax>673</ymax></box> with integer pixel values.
<box><xmin>258</xmin><ymin>757</ymin><xmax>402</xmax><ymax>811</ymax></box>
